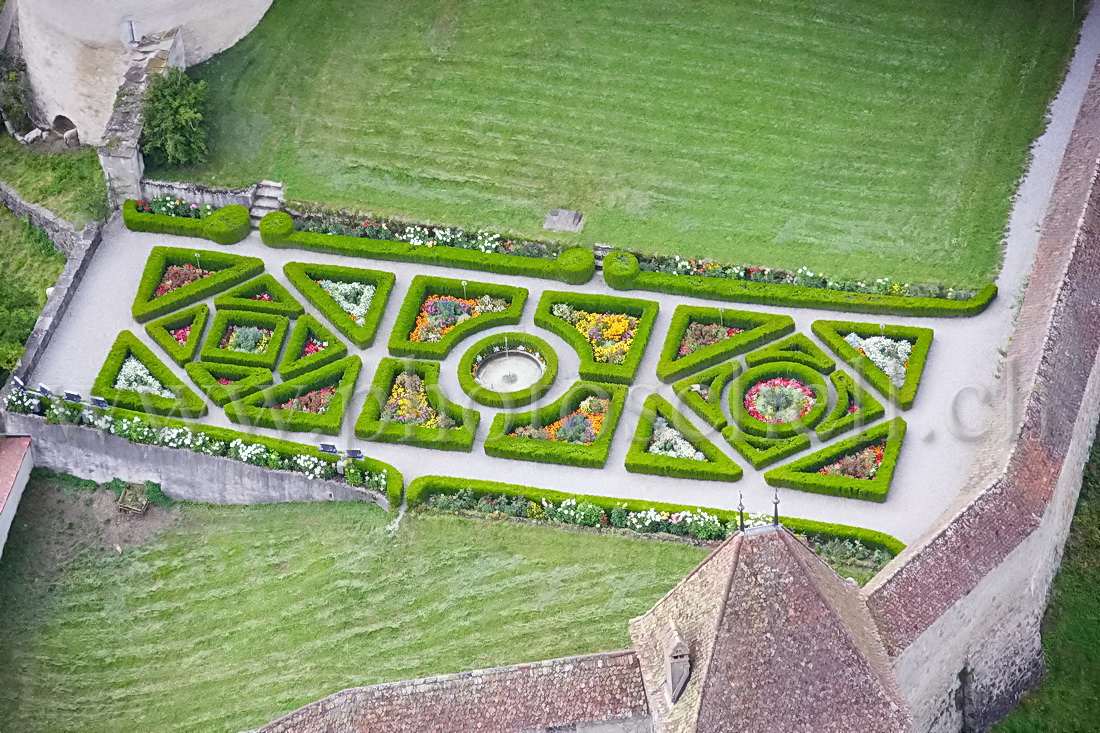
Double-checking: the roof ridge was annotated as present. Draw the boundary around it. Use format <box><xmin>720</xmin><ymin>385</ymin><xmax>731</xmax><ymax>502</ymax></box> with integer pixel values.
<box><xmin>628</xmin><ymin>531</ymin><xmax>741</xmax><ymax>626</ymax></box>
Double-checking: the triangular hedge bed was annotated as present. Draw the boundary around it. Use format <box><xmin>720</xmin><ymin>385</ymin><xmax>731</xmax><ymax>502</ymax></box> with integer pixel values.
<box><xmin>811</xmin><ymin>320</ymin><xmax>933</xmax><ymax>409</ymax></box>
<box><xmin>626</xmin><ymin>394</ymin><xmax>741</xmax><ymax>481</ymax></box>
<box><xmin>283</xmin><ymin>262</ymin><xmax>396</xmax><ymax>348</ymax></box>
<box><xmin>184</xmin><ymin>362</ymin><xmax>273</xmax><ymax>407</ymax></box>
<box><xmin>815</xmin><ymin>371</ymin><xmax>886</xmax><ymax>441</ymax></box>
<box><xmin>144</xmin><ymin>304</ymin><xmax>209</xmax><ymax>366</ymax></box>
<box><xmin>92</xmin><ymin>330</ymin><xmax>207</xmax><ymax>418</ymax></box>
<box><xmin>212</xmin><ymin>273</ymin><xmax>305</xmax><ymax>317</ymax></box>
<box><xmin>672</xmin><ymin>360</ymin><xmax>742</xmax><ymax>431</ymax></box>
<box><xmin>278</xmin><ymin>314</ymin><xmax>348</xmax><ymax>380</ymax></box>
<box><xmin>656</xmin><ymin>305</ymin><xmax>794</xmax><ymax>383</ymax></box>
<box><xmin>131</xmin><ymin>246</ymin><xmax>264</xmax><ymax>322</ymax></box>
<box><xmin>721</xmin><ymin>426</ymin><xmax>810</xmax><ymax>470</ymax></box>
<box><xmin>744</xmin><ymin>332</ymin><xmax>836</xmax><ymax>373</ymax></box>
<box><xmin>224</xmin><ymin>356</ymin><xmax>362</xmax><ymax>436</ymax></box>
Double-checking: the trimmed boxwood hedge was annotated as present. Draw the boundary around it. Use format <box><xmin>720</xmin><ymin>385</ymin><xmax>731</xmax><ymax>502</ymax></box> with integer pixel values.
<box><xmin>123</xmin><ymin>200</ymin><xmax>252</xmax><ymax>245</ymax></box>
<box><xmin>355</xmin><ymin>357</ymin><xmax>480</xmax><ymax>451</ymax></box>
<box><xmin>815</xmin><ymin>371</ymin><xmax>886</xmax><ymax>442</ymax></box>
<box><xmin>656</xmin><ymin>305</ymin><xmax>793</xmax><ymax>383</ymax></box>
<box><xmin>184</xmin><ymin>362</ymin><xmax>273</xmax><ymax>407</ymax></box>
<box><xmin>764</xmin><ymin>418</ymin><xmax>907</xmax><ymax>502</ymax></box>
<box><xmin>213</xmin><ymin>274</ymin><xmax>305</xmax><ymax>317</ymax></box>
<box><xmin>388</xmin><ymin>275</ymin><xmax>528</xmax><ymax>359</ymax></box>
<box><xmin>484</xmin><ymin>381</ymin><xmax>627</xmax><ymax>468</ymax></box>
<box><xmin>92</xmin><ymin>330</ymin><xmax>208</xmax><ymax>418</ymax></box>
<box><xmin>672</xmin><ymin>360</ymin><xmax>742</xmax><ymax>431</ymax></box>
<box><xmin>602</xmin><ymin>250</ymin><xmax>997</xmax><ymax>317</ymax></box>
<box><xmin>283</xmin><ymin>262</ymin><xmax>395</xmax><ymax>348</ymax></box>
<box><xmin>131</xmin><ymin>247</ymin><xmax>265</xmax><ymax>323</ymax></box>
<box><xmin>728</xmin><ymin>361</ymin><xmax>830</xmax><ymax>438</ymax></box>
<box><xmin>457</xmin><ymin>332</ymin><xmax>558</xmax><ymax>408</ymax></box>
<box><xmin>278</xmin><ymin>314</ymin><xmax>348</xmax><ymax>380</ymax></box>
<box><xmin>199</xmin><ymin>309</ymin><xmax>290</xmax><ymax>369</ymax></box>
<box><xmin>224</xmin><ymin>356</ymin><xmax>362</xmax><ymax>436</ymax></box>
<box><xmin>625</xmin><ymin>394</ymin><xmax>742</xmax><ymax>482</ymax></box>
<box><xmin>144</xmin><ymin>304</ymin><xmax>209</xmax><ymax>366</ymax></box>
<box><xmin>403</xmin><ymin>474</ymin><xmax>905</xmax><ymax>555</ymax></box>
<box><xmin>811</xmin><ymin>320</ymin><xmax>933</xmax><ymax>410</ymax></box>
<box><xmin>721</xmin><ymin>426</ymin><xmax>811</xmax><ymax>470</ymax></box>
<box><xmin>744</xmin><ymin>332</ymin><xmax>836</xmax><ymax>373</ymax></box>
<box><xmin>260</xmin><ymin>211</ymin><xmax>595</xmax><ymax>284</ymax></box>
<box><xmin>534</xmin><ymin>291</ymin><xmax>659</xmax><ymax>385</ymax></box>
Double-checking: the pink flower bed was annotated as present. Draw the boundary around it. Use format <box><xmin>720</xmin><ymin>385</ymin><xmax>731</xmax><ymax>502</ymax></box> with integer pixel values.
<box><xmin>154</xmin><ymin>263</ymin><xmax>217</xmax><ymax>298</ymax></box>
<box><xmin>743</xmin><ymin>377</ymin><xmax>815</xmax><ymax>423</ymax></box>
<box><xmin>279</xmin><ymin>385</ymin><xmax>337</xmax><ymax>414</ymax></box>
<box><xmin>170</xmin><ymin>324</ymin><xmax>191</xmax><ymax>346</ymax></box>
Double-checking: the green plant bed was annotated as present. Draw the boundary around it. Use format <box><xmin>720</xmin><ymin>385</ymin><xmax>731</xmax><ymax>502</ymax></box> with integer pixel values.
<box><xmin>764</xmin><ymin>418</ymin><xmax>907</xmax><ymax>502</ymax></box>
<box><xmin>131</xmin><ymin>246</ymin><xmax>264</xmax><ymax>322</ymax></box>
<box><xmin>122</xmin><ymin>200</ymin><xmax>251</xmax><ymax>245</ymax></box>
<box><xmin>744</xmin><ymin>332</ymin><xmax>836</xmax><ymax>373</ymax></box>
<box><xmin>213</xmin><ymin>273</ymin><xmax>305</xmax><ymax>317</ymax></box>
<box><xmin>534</xmin><ymin>291</ymin><xmax>658</xmax><ymax>385</ymax></box>
<box><xmin>283</xmin><ymin>262</ymin><xmax>395</xmax><ymax>348</ymax></box>
<box><xmin>184</xmin><ymin>362</ymin><xmax>273</xmax><ymax>406</ymax></box>
<box><xmin>199</xmin><ymin>309</ymin><xmax>290</xmax><ymax>369</ymax></box>
<box><xmin>92</xmin><ymin>331</ymin><xmax>207</xmax><ymax>418</ymax></box>
<box><xmin>388</xmin><ymin>275</ymin><xmax>528</xmax><ymax>359</ymax></box>
<box><xmin>625</xmin><ymin>395</ymin><xmax>741</xmax><ymax>482</ymax></box>
<box><xmin>811</xmin><ymin>320</ymin><xmax>933</xmax><ymax>409</ymax></box>
<box><xmin>277</xmin><ymin>314</ymin><xmax>348</xmax><ymax>380</ymax></box>
<box><xmin>672</xmin><ymin>361</ymin><xmax>742</xmax><ymax>430</ymax></box>
<box><xmin>656</xmin><ymin>305</ymin><xmax>793</xmax><ymax>383</ymax></box>
<box><xmin>603</xmin><ymin>250</ymin><xmax>997</xmax><ymax>317</ymax></box>
<box><xmin>355</xmin><ymin>357</ymin><xmax>480</xmax><ymax>451</ymax></box>
<box><xmin>728</xmin><ymin>361</ymin><xmax>830</xmax><ymax>438</ymax></box>
<box><xmin>815</xmin><ymin>371</ymin><xmax>886</xmax><ymax>442</ymax></box>
<box><xmin>144</xmin><ymin>304</ymin><xmax>209</xmax><ymax>366</ymax></box>
<box><xmin>721</xmin><ymin>426</ymin><xmax>811</xmax><ymax>470</ymax></box>
<box><xmin>224</xmin><ymin>356</ymin><xmax>362</xmax><ymax>436</ymax></box>
<box><xmin>484</xmin><ymin>382</ymin><xmax>627</xmax><ymax>468</ymax></box>
<box><xmin>457</xmin><ymin>332</ymin><xmax>558</xmax><ymax>408</ymax></box>
<box><xmin>260</xmin><ymin>211</ymin><xmax>594</xmax><ymax>284</ymax></box>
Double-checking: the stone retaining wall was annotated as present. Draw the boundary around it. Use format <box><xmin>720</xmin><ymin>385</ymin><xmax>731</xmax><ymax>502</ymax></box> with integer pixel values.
<box><xmin>0</xmin><ymin>180</ymin><xmax>100</xmax><ymax>257</ymax></box>
<box><xmin>141</xmin><ymin>178</ymin><xmax>255</xmax><ymax>209</ymax></box>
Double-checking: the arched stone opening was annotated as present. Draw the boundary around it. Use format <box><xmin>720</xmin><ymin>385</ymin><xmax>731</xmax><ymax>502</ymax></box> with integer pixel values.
<box><xmin>52</xmin><ymin>115</ymin><xmax>79</xmax><ymax>145</ymax></box>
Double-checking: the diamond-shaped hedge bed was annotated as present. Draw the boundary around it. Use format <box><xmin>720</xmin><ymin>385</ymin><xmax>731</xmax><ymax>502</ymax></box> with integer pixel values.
<box><xmin>199</xmin><ymin>309</ymin><xmax>290</xmax><ymax>370</ymax></box>
<box><xmin>224</xmin><ymin>356</ymin><xmax>362</xmax><ymax>436</ymax></box>
<box><xmin>93</xmin><ymin>330</ymin><xmax>207</xmax><ymax>418</ymax></box>
<box><xmin>656</xmin><ymin>305</ymin><xmax>793</xmax><ymax>383</ymax></box>
<box><xmin>212</xmin><ymin>273</ymin><xmax>305</xmax><ymax>317</ymax></box>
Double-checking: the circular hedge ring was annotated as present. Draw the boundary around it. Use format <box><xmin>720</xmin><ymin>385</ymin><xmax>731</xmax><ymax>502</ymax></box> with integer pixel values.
<box><xmin>729</xmin><ymin>361</ymin><xmax>830</xmax><ymax>438</ymax></box>
<box><xmin>458</xmin><ymin>332</ymin><xmax>558</xmax><ymax>408</ymax></box>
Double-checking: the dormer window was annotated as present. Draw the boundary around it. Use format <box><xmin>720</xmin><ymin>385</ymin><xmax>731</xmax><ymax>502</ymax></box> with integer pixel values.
<box><xmin>662</xmin><ymin>627</ymin><xmax>691</xmax><ymax>704</ymax></box>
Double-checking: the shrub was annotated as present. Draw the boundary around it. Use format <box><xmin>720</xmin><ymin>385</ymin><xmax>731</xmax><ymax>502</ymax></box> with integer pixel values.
<box><xmin>213</xmin><ymin>273</ymin><xmax>304</xmax><ymax>317</ymax></box>
<box><xmin>721</xmin><ymin>426</ymin><xmax>811</xmax><ymax>470</ymax></box>
<box><xmin>811</xmin><ymin>320</ymin><xmax>933</xmax><ymax>409</ymax></box>
<box><xmin>223</xmin><ymin>356</ymin><xmax>362</xmax><ymax>436</ymax></box>
<box><xmin>456</xmin><ymin>332</ymin><xmax>559</xmax><ymax>408</ymax></box>
<box><xmin>743</xmin><ymin>332</ymin><xmax>836</xmax><ymax>373</ymax></box>
<box><xmin>144</xmin><ymin>304</ymin><xmax>209</xmax><ymax>366</ymax></box>
<box><xmin>814</xmin><ymin>371</ymin><xmax>887</xmax><ymax>441</ymax></box>
<box><xmin>671</xmin><ymin>361</ymin><xmax>742</xmax><ymax>431</ymax></box>
<box><xmin>130</xmin><ymin>246</ymin><xmax>264</xmax><ymax>322</ymax></box>
<box><xmin>92</xmin><ymin>330</ymin><xmax>207</xmax><ymax>418</ymax></box>
<box><xmin>282</xmin><ymin>262</ymin><xmax>395</xmax><ymax>348</ymax></box>
<box><xmin>184</xmin><ymin>362</ymin><xmax>273</xmax><ymax>407</ymax></box>
<box><xmin>625</xmin><ymin>394</ymin><xmax>742</xmax><ymax>481</ymax></box>
<box><xmin>278</xmin><ymin>314</ymin><xmax>348</xmax><ymax>380</ymax></box>
<box><xmin>123</xmin><ymin>200</ymin><xmax>251</xmax><ymax>245</ymax></box>
<box><xmin>655</xmin><ymin>305</ymin><xmax>794</xmax><ymax>383</ymax></box>
<box><xmin>139</xmin><ymin>67</ymin><xmax>209</xmax><ymax>167</ymax></box>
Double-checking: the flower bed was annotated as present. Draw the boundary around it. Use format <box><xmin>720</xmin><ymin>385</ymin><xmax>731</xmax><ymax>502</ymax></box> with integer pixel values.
<box><xmin>184</xmin><ymin>362</ymin><xmax>273</xmax><ymax>406</ymax></box>
<box><xmin>843</xmin><ymin>333</ymin><xmax>911</xmax><ymax>388</ymax></box>
<box><xmin>220</xmin><ymin>325</ymin><xmax>273</xmax><ymax>353</ymax></box>
<box><xmin>382</xmin><ymin>372</ymin><xmax>455</xmax><ymax>430</ymax></box>
<box><xmin>92</xmin><ymin>331</ymin><xmax>207</xmax><ymax>418</ymax></box>
<box><xmin>283</xmin><ymin>262</ymin><xmax>395</xmax><ymax>349</ymax></box>
<box><xmin>279</xmin><ymin>385</ymin><xmax>337</xmax><ymax>414</ymax></box>
<box><xmin>199</xmin><ymin>309</ymin><xmax>289</xmax><ymax>369</ymax></box>
<box><xmin>278</xmin><ymin>314</ymin><xmax>347</xmax><ymax>380</ymax></box>
<box><xmin>114</xmin><ymin>356</ymin><xmax>173</xmax><ymax>398</ymax></box>
<box><xmin>819</xmin><ymin>443</ymin><xmax>885</xmax><ymax>480</ymax></box>
<box><xmin>814</xmin><ymin>371</ymin><xmax>886</xmax><ymax>442</ymax></box>
<box><xmin>224</xmin><ymin>356</ymin><xmax>362</xmax><ymax>435</ymax></box>
<box><xmin>410</xmin><ymin>294</ymin><xmax>509</xmax><ymax>343</ymax></box>
<box><xmin>131</xmin><ymin>247</ymin><xmax>264</xmax><ymax>323</ymax></box>
<box><xmin>625</xmin><ymin>395</ymin><xmax>742</xmax><ymax>481</ymax></box>
<box><xmin>672</xmin><ymin>361</ymin><xmax>742</xmax><ymax>431</ymax></box>
<box><xmin>123</xmin><ymin>199</ymin><xmax>251</xmax><ymax>245</ymax></box>
<box><xmin>155</xmin><ymin>263</ymin><xmax>218</xmax><ymax>298</ymax></box>
<box><xmin>811</xmin><ymin>320</ymin><xmax>933</xmax><ymax>409</ymax></box>
<box><xmin>510</xmin><ymin>396</ymin><xmax>608</xmax><ymax>445</ymax></box>
<box><xmin>743</xmin><ymin>377</ymin><xmax>816</xmax><ymax>423</ymax></box>
<box><xmin>212</xmin><ymin>273</ymin><xmax>305</xmax><ymax>317</ymax></box>
<box><xmin>134</xmin><ymin>194</ymin><xmax>216</xmax><ymax>219</ymax></box>
<box><xmin>655</xmin><ymin>305</ymin><xmax>793</xmax><ymax>383</ymax></box>
<box><xmin>319</xmin><ymin>280</ymin><xmax>375</xmax><ymax>325</ymax></box>
<box><xmin>144</xmin><ymin>304</ymin><xmax>209</xmax><ymax>366</ymax></box>
<box><xmin>457</xmin><ymin>332</ymin><xmax>558</xmax><ymax>408</ymax></box>
<box><xmin>728</xmin><ymin>362</ymin><xmax>829</xmax><ymax>438</ymax></box>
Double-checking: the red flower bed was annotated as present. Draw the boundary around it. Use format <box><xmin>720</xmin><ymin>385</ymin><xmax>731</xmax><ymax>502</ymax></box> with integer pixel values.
<box><xmin>677</xmin><ymin>321</ymin><xmax>742</xmax><ymax>358</ymax></box>
<box><xmin>279</xmin><ymin>385</ymin><xmax>337</xmax><ymax>414</ymax></box>
<box><xmin>216</xmin><ymin>377</ymin><xmax>235</xmax><ymax>386</ymax></box>
<box><xmin>302</xmin><ymin>336</ymin><xmax>327</xmax><ymax>358</ymax></box>
<box><xmin>743</xmin><ymin>377</ymin><xmax>815</xmax><ymax>423</ymax></box>
<box><xmin>251</xmin><ymin>290</ymin><xmax>275</xmax><ymax>302</ymax></box>
<box><xmin>154</xmin><ymin>263</ymin><xmax>217</xmax><ymax>298</ymax></box>
<box><xmin>818</xmin><ymin>443</ymin><xmax>885</xmax><ymax>480</ymax></box>
<box><xmin>170</xmin><ymin>324</ymin><xmax>191</xmax><ymax>346</ymax></box>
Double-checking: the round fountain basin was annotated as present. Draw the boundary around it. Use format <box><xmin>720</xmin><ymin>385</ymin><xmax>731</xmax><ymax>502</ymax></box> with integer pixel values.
<box><xmin>475</xmin><ymin>351</ymin><xmax>546</xmax><ymax>392</ymax></box>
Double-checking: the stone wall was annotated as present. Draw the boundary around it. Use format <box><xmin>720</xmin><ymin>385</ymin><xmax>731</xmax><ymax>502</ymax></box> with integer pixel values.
<box><xmin>0</xmin><ymin>180</ymin><xmax>100</xmax><ymax>257</ymax></box>
<box><xmin>141</xmin><ymin>179</ymin><xmax>255</xmax><ymax>209</ymax></box>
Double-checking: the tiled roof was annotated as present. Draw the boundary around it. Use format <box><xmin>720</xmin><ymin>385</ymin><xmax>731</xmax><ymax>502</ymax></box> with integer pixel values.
<box><xmin>0</xmin><ymin>437</ymin><xmax>31</xmax><ymax>516</ymax></box>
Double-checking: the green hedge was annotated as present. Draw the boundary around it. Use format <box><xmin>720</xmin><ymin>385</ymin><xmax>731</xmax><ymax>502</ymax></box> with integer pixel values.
<box><xmin>92</xmin><ymin>330</ymin><xmax>207</xmax><ymax>418</ymax></box>
<box><xmin>625</xmin><ymin>394</ymin><xmax>742</xmax><ymax>482</ymax></box>
<box><xmin>131</xmin><ymin>247</ymin><xmax>264</xmax><ymax>323</ymax></box>
<box><xmin>533</xmin><ymin>291</ymin><xmax>659</xmax><ymax>385</ymax></box>
<box><xmin>213</xmin><ymin>273</ymin><xmax>305</xmax><ymax>317</ymax></box>
<box><xmin>744</xmin><ymin>332</ymin><xmax>836</xmax><ymax>373</ymax></box>
<box><xmin>123</xmin><ymin>200</ymin><xmax>251</xmax><ymax>245</ymax></box>
<box><xmin>224</xmin><ymin>356</ymin><xmax>362</xmax><ymax>436</ymax></box>
<box><xmin>144</xmin><ymin>304</ymin><xmax>209</xmax><ymax>366</ymax></box>
<box><xmin>456</xmin><ymin>332</ymin><xmax>559</xmax><ymax>408</ymax></box>
<box><xmin>260</xmin><ymin>211</ymin><xmax>594</xmax><ymax>284</ymax></box>
<box><xmin>388</xmin><ymin>275</ymin><xmax>528</xmax><ymax>359</ymax></box>
<box><xmin>602</xmin><ymin>250</ymin><xmax>997</xmax><ymax>317</ymax></box>
<box><xmin>656</xmin><ymin>305</ymin><xmax>793</xmax><ymax>383</ymax></box>
<box><xmin>283</xmin><ymin>262</ymin><xmax>395</xmax><ymax>348</ymax></box>
<box><xmin>672</xmin><ymin>361</ymin><xmax>742</xmax><ymax>430</ymax></box>
<box><xmin>278</xmin><ymin>314</ymin><xmax>348</xmax><ymax>380</ymax></box>
<box><xmin>721</xmin><ymin>426</ymin><xmax>810</xmax><ymax>470</ymax></box>
<box><xmin>764</xmin><ymin>418</ymin><xmax>907</xmax><ymax>502</ymax></box>
<box><xmin>815</xmin><ymin>371</ymin><xmax>886</xmax><ymax>442</ymax></box>
<box><xmin>184</xmin><ymin>362</ymin><xmax>273</xmax><ymax>407</ymax></box>
<box><xmin>199</xmin><ymin>309</ymin><xmax>290</xmax><ymax>369</ymax></box>
<box><xmin>403</xmin><ymin>475</ymin><xmax>904</xmax><ymax>554</ymax></box>
<box><xmin>484</xmin><ymin>382</ymin><xmax>627</xmax><ymax>468</ymax></box>
<box><xmin>355</xmin><ymin>357</ymin><xmax>480</xmax><ymax>451</ymax></box>
<box><xmin>811</xmin><ymin>320</ymin><xmax>933</xmax><ymax>409</ymax></box>
<box><xmin>728</xmin><ymin>361</ymin><xmax>830</xmax><ymax>438</ymax></box>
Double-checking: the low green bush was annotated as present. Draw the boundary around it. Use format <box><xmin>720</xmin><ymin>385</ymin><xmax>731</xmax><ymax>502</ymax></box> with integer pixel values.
<box><xmin>283</xmin><ymin>261</ymin><xmax>395</xmax><ymax>348</ymax></box>
<box><xmin>184</xmin><ymin>362</ymin><xmax>273</xmax><ymax>407</ymax></box>
<box><xmin>354</xmin><ymin>357</ymin><xmax>480</xmax><ymax>451</ymax></box>
<box><xmin>811</xmin><ymin>320</ymin><xmax>933</xmax><ymax>409</ymax></box>
<box><xmin>92</xmin><ymin>330</ymin><xmax>207</xmax><ymax>418</ymax></box>
<box><xmin>223</xmin><ymin>356</ymin><xmax>362</xmax><ymax>436</ymax></box>
<box><xmin>139</xmin><ymin>67</ymin><xmax>209</xmax><ymax>167</ymax></box>
<box><xmin>198</xmin><ymin>309</ymin><xmax>290</xmax><ymax>369</ymax></box>
<box><xmin>625</xmin><ymin>394</ymin><xmax>742</xmax><ymax>482</ymax></box>
<box><xmin>671</xmin><ymin>361</ymin><xmax>742</xmax><ymax>430</ymax></box>
<box><xmin>721</xmin><ymin>426</ymin><xmax>811</xmax><ymax>470</ymax></box>
<box><xmin>656</xmin><ymin>305</ymin><xmax>794</xmax><ymax>383</ymax></box>
<box><xmin>122</xmin><ymin>200</ymin><xmax>250</xmax><ymax>245</ymax></box>
<box><xmin>144</xmin><ymin>304</ymin><xmax>208</xmax><ymax>366</ymax></box>
<box><xmin>277</xmin><ymin>314</ymin><xmax>348</xmax><ymax>380</ymax></box>
<box><xmin>728</xmin><ymin>361</ymin><xmax>830</xmax><ymax>438</ymax></box>
<box><xmin>387</xmin><ymin>275</ymin><xmax>527</xmax><ymax>359</ymax></box>
<box><xmin>603</xmin><ymin>250</ymin><xmax>997</xmax><ymax>317</ymax></box>
<box><xmin>533</xmin><ymin>291</ymin><xmax>659</xmax><ymax>385</ymax></box>
<box><xmin>484</xmin><ymin>382</ymin><xmax>627</xmax><ymax>468</ymax></box>
<box><xmin>131</xmin><ymin>246</ymin><xmax>264</xmax><ymax>323</ymax></box>
<box><xmin>212</xmin><ymin>273</ymin><xmax>305</xmax><ymax>317</ymax></box>
<box><xmin>456</xmin><ymin>332</ymin><xmax>559</xmax><ymax>408</ymax></box>
<box><xmin>815</xmin><ymin>371</ymin><xmax>886</xmax><ymax>442</ymax></box>
<box><xmin>744</xmin><ymin>332</ymin><xmax>836</xmax><ymax>373</ymax></box>
<box><xmin>260</xmin><ymin>211</ymin><xmax>595</xmax><ymax>284</ymax></box>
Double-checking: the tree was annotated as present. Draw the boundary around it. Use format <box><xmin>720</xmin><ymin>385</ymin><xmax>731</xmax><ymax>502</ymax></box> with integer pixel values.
<box><xmin>139</xmin><ymin>67</ymin><xmax>209</xmax><ymax>167</ymax></box>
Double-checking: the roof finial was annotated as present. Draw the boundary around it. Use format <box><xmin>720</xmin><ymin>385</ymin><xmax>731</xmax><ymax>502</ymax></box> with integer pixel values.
<box><xmin>772</xmin><ymin>488</ymin><xmax>780</xmax><ymax>526</ymax></box>
<box><xmin>738</xmin><ymin>492</ymin><xmax>745</xmax><ymax>533</ymax></box>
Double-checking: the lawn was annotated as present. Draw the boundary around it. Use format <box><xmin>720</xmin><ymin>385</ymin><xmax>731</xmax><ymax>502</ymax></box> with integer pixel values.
<box><xmin>0</xmin><ymin>136</ymin><xmax>108</xmax><ymax>225</ymax></box>
<box><xmin>0</xmin><ymin>206</ymin><xmax>65</xmax><ymax>307</ymax></box>
<box><xmin>0</xmin><ymin>472</ymin><xmax>706</xmax><ymax>732</ymax></box>
<box><xmin>160</xmin><ymin>0</ymin><xmax>1080</xmax><ymax>288</ymax></box>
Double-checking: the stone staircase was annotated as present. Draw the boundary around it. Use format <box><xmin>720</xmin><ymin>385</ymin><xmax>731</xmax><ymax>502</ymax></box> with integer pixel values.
<box><xmin>250</xmin><ymin>180</ymin><xmax>284</xmax><ymax>227</ymax></box>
